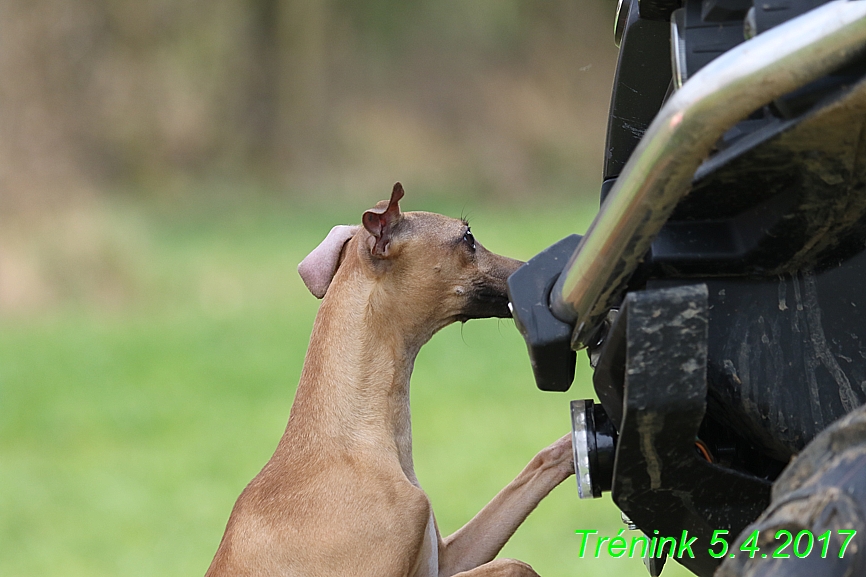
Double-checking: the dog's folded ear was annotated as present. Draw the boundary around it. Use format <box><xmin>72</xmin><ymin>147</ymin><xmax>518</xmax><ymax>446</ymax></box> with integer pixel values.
<box><xmin>298</xmin><ymin>225</ymin><xmax>360</xmax><ymax>298</ymax></box>
<box><xmin>362</xmin><ymin>182</ymin><xmax>404</xmax><ymax>258</ymax></box>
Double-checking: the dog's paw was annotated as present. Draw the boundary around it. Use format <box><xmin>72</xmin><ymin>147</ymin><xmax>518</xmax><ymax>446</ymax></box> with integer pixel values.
<box><xmin>454</xmin><ymin>558</ymin><xmax>540</xmax><ymax>576</ymax></box>
<box><xmin>493</xmin><ymin>558</ymin><xmax>541</xmax><ymax>576</ymax></box>
<box><xmin>534</xmin><ymin>433</ymin><xmax>575</xmax><ymax>479</ymax></box>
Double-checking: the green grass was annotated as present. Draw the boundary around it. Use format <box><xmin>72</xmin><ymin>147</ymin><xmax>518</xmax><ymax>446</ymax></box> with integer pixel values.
<box><xmin>0</xmin><ymin>192</ymin><xmax>694</xmax><ymax>576</ymax></box>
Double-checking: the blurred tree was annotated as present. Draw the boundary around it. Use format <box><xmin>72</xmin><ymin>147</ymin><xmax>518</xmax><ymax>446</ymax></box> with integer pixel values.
<box><xmin>0</xmin><ymin>0</ymin><xmax>618</xmax><ymax>206</ymax></box>
<box><xmin>278</xmin><ymin>0</ymin><xmax>329</xmax><ymax>168</ymax></box>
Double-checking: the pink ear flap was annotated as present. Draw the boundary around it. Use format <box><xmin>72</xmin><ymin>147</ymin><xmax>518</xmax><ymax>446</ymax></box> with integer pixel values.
<box><xmin>362</xmin><ymin>182</ymin><xmax>404</xmax><ymax>257</ymax></box>
<box><xmin>298</xmin><ymin>225</ymin><xmax>360</xmax><ymax>298</ymax></box>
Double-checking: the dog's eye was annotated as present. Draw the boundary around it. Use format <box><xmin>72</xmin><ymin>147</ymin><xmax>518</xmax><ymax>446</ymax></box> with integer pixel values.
<box><xmin>463</xmin><ymin>229</ymin><xmax>476</xmax><ymax>251</ymax></box>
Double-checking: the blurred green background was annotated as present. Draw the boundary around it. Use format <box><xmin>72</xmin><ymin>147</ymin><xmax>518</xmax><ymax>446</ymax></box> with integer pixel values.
<box><xmin>0</xmin><ymin>1</ymin><xmax>694</xmax><ymax>576</ymax></box>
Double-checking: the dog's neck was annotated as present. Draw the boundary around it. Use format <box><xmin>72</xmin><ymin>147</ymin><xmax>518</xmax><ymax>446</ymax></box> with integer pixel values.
<box><xmin>284</xmin><ymin>264</ymin><xmax>428</xmax><ymax>485</ymax></box>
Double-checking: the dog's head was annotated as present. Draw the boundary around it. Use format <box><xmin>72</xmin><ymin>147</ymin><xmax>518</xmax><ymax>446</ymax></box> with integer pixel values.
<box><xmin>298</xmin><ymin>183</ymin><xmax>523</xmax><ymax>329</ymax></box>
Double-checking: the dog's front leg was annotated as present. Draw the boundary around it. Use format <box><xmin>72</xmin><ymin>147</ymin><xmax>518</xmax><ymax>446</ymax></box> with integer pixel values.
<box><xmin>438</xmin><ymin>434</ymin><xmax>574</xmax><ymax>576</ymax></box>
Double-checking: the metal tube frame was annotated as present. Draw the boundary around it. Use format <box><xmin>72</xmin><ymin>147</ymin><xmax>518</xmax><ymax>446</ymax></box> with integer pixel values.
<box><xmin>551</xmin><ymin>0</ymin><xmax>866</xmax><ymax>350</ymax></box>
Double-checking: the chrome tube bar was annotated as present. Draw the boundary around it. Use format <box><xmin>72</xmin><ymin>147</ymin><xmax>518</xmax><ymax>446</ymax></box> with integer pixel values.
<box><xmin>551</xmin><ymin>0</ymin><xmax>866</xmax><ymax>350</ymax></box>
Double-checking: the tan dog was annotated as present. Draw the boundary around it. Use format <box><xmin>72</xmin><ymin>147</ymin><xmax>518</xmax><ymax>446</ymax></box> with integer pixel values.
<box><xmin>205</xmin><ymin>184</ymin><xmax>575</xmax><ymax>577</ymax></box>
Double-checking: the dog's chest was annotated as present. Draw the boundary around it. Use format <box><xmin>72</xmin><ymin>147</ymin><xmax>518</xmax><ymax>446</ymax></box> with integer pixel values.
<box><xmin>411</xmin><ymin>510</ymin><xmax>439</xmax><ymax>577</ymax></box>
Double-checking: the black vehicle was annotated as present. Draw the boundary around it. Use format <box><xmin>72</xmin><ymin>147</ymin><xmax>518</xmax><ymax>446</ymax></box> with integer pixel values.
<box><xmin>507</xmin><ymin>1</ymin><xmax>866</xmax><ymax>575</ymax></box>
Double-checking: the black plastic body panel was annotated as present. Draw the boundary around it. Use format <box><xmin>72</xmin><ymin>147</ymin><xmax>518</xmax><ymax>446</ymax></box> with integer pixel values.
<box><xmin>603</xmin><ymin>0</ymin><xmax>672</xmax><ymax>186</ymax></box>
<box><xmin>650</xmin><ymin>72</ymin><xmax>866</xmax><ymax>277</ymax></box>
<box><xmin>605</xmin><ymin>284</ymin><xmax>772</xmax><ymax>577</ymax></box>
<box><xmin>647</xmin><ymin>257</ymin><xmax>866</xmax><ymax>462</ymax></box>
